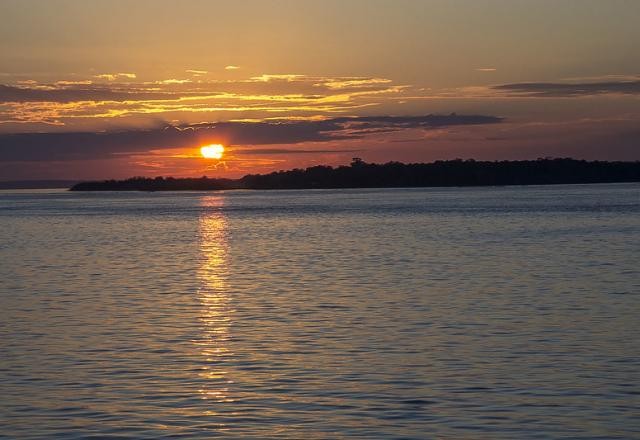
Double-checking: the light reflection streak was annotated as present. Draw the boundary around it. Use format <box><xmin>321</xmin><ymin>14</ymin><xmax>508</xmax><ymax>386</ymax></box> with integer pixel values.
<box><xmin>196</xmin><ymin>195</ymin><xmax>234</xmax><ymax>403</ymax></box>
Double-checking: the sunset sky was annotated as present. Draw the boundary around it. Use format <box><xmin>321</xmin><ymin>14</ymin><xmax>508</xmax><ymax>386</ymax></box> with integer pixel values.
<box><xmin>1</xmin><ymin>0</ymin><xmax>638</xmax><ymax>180</ymax></box>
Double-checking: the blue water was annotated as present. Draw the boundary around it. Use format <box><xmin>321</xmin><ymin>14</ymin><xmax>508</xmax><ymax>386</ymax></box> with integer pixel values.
<box><xmin>1</xmin><ymin>184</ymin><xmax>639</xmax><ymax>439</ymax></box>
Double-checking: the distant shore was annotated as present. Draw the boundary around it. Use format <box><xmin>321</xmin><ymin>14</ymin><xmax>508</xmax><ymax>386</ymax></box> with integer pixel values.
<box><xmin>0</xmin><ymin>180</ymin><xmax>79</xmax><ymax>190</ymax></box>
<box><xmin>70</xmin><ymin>158</ymin><xmax>640</xmax><ymax>191</ymax></box>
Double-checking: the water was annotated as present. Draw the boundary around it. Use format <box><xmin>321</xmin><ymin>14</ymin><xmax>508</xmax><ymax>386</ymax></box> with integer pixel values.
<box><xmin>1</xmin><ymin>184</ymin><xmax>639</xmax><ymax>439</ymax></box>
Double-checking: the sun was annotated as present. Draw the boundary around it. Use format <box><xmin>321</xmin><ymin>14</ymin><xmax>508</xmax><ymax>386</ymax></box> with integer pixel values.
<box><xmin>200</xmin><ymin>144</ymin><xmax>225</xmax><ymax>159</ymax></box>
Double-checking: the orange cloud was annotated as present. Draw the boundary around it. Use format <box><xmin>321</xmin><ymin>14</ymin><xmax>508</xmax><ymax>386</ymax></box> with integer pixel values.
<box><xmin>94</xmin><ymin>73</ymin><xmax>137</xmax><ymax>81</ymax></box>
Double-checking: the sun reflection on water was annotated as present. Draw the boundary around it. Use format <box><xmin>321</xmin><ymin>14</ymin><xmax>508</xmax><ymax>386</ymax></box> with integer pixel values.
<box><xmin>196</xmin><ymin>195</ymin><xmax>234</xmax><ymax>403</ymax></box>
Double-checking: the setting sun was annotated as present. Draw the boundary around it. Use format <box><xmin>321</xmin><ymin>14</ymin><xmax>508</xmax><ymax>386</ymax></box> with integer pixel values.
<box><xmin>200</xmin><ymin>144</ymin><xmax>225</xmax><ymax>159</ymax></box>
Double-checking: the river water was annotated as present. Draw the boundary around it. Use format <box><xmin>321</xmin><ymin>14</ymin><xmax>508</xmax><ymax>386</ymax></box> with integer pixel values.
<box><xmin>1</xmin><ymin>184</ymin><xmax>639</xmax><ymax>439</ymax></box>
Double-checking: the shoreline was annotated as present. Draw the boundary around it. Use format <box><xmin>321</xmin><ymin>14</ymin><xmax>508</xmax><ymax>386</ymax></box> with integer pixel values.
<box><xmin>69</xmin><ymin>158</ymin><xmax>640</xmax><ymax>192</ymax></box>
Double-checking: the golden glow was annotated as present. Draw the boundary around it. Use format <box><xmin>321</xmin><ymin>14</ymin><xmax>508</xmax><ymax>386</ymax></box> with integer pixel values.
<box><xmin>196</xmin><ymin>197</ymin><xmax>234</xmax><ymax>403</ymax></box>
<box><xmin>200</xmin><ymin>144</ymin><xmax>225</xmax><ymax>159</ymax></box>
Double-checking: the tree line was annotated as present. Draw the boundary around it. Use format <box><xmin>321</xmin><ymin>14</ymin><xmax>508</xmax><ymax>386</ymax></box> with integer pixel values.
<box><xmin>70</xmin><ymin>158</ymin><xmax>640</xmax><ymax>191</ymax></box>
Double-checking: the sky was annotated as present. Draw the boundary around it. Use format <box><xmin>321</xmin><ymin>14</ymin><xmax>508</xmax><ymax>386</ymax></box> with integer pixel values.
<box><xmin>0</xmin><ymin>0</ymin><xmax>638</xmax><ymax>180</ymax></box>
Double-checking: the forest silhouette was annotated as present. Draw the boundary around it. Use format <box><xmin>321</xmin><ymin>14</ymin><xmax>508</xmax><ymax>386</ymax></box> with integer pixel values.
<box><xmin>70</xmin><ymin>158</ymin><xmax>640</xmax><ymax>191</ymax></box>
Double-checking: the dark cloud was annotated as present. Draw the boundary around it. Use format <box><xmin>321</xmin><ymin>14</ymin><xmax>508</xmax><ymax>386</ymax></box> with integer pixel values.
<box><xmin>235</xmin><ymin>148</ymin><xmax>362</xmax><ymax>155</ymax></box>
<box><xmin>493</xmin><ymin>80</ymin><xmax>640</xmax><ymax>97</ymax></box>
<box><xmin>0</xmin><ymin>114</ymin><xmax>503</xmax><ymax>162</ymax></box>
<box><xmin>0</xmin><ymin>84</ymin><xmax>181</xmax><ymax>103</ymax></box>
<box><xmin>332</xmin><ymin>114</ymin><xmax>503</xmax><ymax>127</ymax></box>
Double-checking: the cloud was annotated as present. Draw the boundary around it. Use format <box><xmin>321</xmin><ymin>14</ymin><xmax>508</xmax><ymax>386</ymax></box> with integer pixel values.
<box><xmin>561</xmin><ymin>74</ymin><xmax>640</xmax><ymax>82</ymax></box>
<box><xmin>0</xmin><ymin>74</ymin><xmax>412</xmax><ymax>125</ymax></box>
<box><xmin>186</xmin><ymin>69</ymin><xmax>208</xmax><ymax>75</ymax></box>
<box><xmin>0</xmin><ymin>114</ymin><xmax>503</xmax><ymax>162</ymax></box>
<box><xmin>332</xmin><ymin>114</ymin><xmax>502</xmax><ymax>127</ymax></box>
<box><xmin>475</xmin><ymin>68</ymin><xmax>496</xmax><ymax>72</ymax></box>
<box><xmin>0</xmin><ymin>84</ymin><xmax>178</xmax><ymax>103</ymax></box>
<box><xmin>320</xmin><ymin>77</ymin><xmax>393</xmax><ymax>90</ymax></box>
<box><xmin>234</xmin><ymin>148</ymin><xmax>362</xmax><ymax>155</ymax></box>
<box><xmin>493</xmin><ymin>80</ymin><xmax>640</xmax><ymax>97</ymax></box>
<box><xmin>225</xmin><ymin>65</ymin><xmax>240</xmax><ymax>70</ymax></box>
<box><xmin>155</xmin><ymin>79</ymin><xmax>192</xmax><ymax>84</ymax></box>
<box><xmin>94</xmin><ymin>73</ymin><xmax>137</xmax><ymax>81</ymax></box>
<box><xmin>55</xmin><ymin>80</ymin><xmax>93</xmax><ymax>86</ymax></box>
<box><xmin>250</xmin><ymin>74</ymin><xmax>305</xmax><ymax>82</ymax></box>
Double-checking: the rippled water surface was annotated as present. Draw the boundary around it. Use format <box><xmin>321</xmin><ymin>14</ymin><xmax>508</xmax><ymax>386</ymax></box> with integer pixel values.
<box><xmin>1</xmin><ymin>184</ymin><xmax>639</xmax><ymax>439</ymax></box>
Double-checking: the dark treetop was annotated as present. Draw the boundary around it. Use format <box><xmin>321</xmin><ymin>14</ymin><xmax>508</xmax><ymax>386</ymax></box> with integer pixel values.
<box><xmin>70</xmin><ymin>158</ymin><xmax>640</xmax><ymax>191</ymax></box>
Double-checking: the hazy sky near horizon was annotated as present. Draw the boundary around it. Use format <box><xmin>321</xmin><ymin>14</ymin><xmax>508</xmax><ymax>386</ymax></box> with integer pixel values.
<box><xmin>1</xmin><ymin>0</ymin><xmax>639</xmax><ymax>179</ymax></box>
